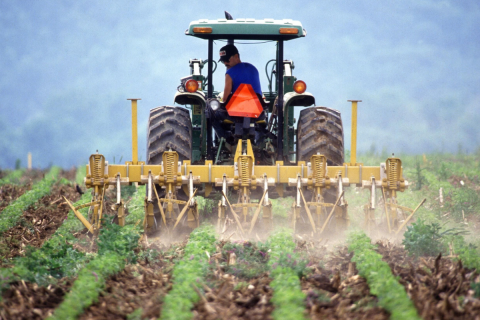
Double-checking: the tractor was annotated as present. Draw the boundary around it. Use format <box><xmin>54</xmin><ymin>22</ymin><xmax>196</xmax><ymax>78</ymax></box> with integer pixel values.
<box><xmin>66</xmin><ymin>13</ymin><xmax>424</xmax><ymax>238</ymax></box>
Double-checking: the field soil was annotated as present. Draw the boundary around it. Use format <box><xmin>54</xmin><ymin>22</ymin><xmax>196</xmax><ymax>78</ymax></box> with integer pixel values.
<box><xmin>0</xmin><ymin>183</ymin><xmax>81</xmax><ymax>265</ymax></box>
<box><xmin>377</xmin><ymin>241</ymin><xmax>480</xmax><ymax>319</ymax></box>
<box><xmin>1</xmin><ymin>163</ymin><xmax>480</xmax><ymax>319</ymax></box>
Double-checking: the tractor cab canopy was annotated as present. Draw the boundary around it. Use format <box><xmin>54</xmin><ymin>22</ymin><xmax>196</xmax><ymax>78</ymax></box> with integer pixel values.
<box><xmin>186</xmin><ymin>18</ymin><xmax>306</xmax><ymax>41</ymax></box>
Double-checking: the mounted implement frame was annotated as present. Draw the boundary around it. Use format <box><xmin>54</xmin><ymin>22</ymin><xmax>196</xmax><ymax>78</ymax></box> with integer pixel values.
<box><xmin>70</xmin><ymin>99</ymin><xmax>423</xmax><ymax>236</ymax></box>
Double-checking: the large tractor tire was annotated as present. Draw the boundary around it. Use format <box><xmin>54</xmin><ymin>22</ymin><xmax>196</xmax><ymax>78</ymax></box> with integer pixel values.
<box><xmin>146</xmin><ymin>106</ymin><xmax>192</xmax><ymax>233</ymax></box>
<box><xmin>297</xmin><ymin>106</ymin><xmax>344</xmax><ymax>165</ymax></box>
<box><xmin>146</xmin><ymin>106</ymin><xmax>192</xmax><ymax>164</ymax></box>
<box><xmin>296</xmin><ymin>106</ymin><xmax>346</xmax><ymax>234</ymax></box>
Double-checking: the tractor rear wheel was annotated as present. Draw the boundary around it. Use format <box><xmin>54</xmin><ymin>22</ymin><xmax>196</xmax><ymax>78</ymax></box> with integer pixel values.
<box><xmin>146</xmin><ymin>106</ymin><xmax>192</xmax><ymax>233</ymax></box>
<box><xmin>296</xmin><ymin>106</ymin><xmax>345</xmax><ymax>234</ymax></box>
<box><xmin>147</xmin><ymin>106</ymin><xmax>192</xmax><ymax>164</ymax></box>
<box><xmin>297</xmin><ymin>106</ymin><xmax>344</xmax><ymax>165</ymax></box>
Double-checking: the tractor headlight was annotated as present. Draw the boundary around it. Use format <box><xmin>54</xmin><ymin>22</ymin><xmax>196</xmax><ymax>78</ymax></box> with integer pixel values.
<box><xmin>209</xmin><ymin>99</ymin><xmax>221</xmax><ymax>111</ymax></box>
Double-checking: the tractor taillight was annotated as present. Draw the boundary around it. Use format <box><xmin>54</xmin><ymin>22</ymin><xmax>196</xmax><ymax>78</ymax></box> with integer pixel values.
<box><xmin>185</xmin><ymin>79</ymin><xmax>199</xmax><ymax>93</ymax></box>
<box><xmin>279</xmin><ymin>27</ymin><xmax>299</xmax><ymax>34</ymax></box>
<box><xmin>193</xmin><ymin>27</ymin><xmax>212</xmax><ymax>33</ymax></box>
<box><xmin>293</xmin><ymin>80</ymin><xmax>306</xmax><ymax>94</ymax></box>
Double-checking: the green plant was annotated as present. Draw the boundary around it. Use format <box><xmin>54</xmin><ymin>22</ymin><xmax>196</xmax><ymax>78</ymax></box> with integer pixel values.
<box><xmin>160</xmin><ymin>224</ymin><xmax>217</xmax><ymax>320</ymax></box>
<box><xmin>126</xmin><ymin>185</ymin><xmax>148</xmax><ymax>224</ymax></box>
<box><xmin>75</xmin><ymin>165</ymin><xmax>87</xmax><ymax>186</ymax></box>
<box><xmin>403</xmin><ymin>220</ymin><xmax>447</xmax><ymax>257</ymax></box>
<box><xmin>137</xmin><ymin>248</ymin><xmax>162</xmax><ymax>265</ymax></box>
<box><xmin>266</xmin><ymin>228</ymin><xmax>308</xmax><ymax>320</ymax></box>
<box><xmin>270</xmin><ymin>197</ymin><xmax>294</xmax><ymax>220</ymax></box>
<box><xmin>0</xmin><ymin>166</ymin><xmax>60</xmax><ymax>235</ymax></box>
<box><xmin>97</xmin><ymin>221</ymin><xmax>140</xmax><ymax>263</ymax></box>
<box><xmin>0</xmin><ymin>191</ymin><xmax>93</xmax><ymax>289</ymax></box>
<box><xmin>403</xmin><ymin>219</ymin><xmax>468</xmax><ymax>257</ymax></box>
<box><xmin>438</xmin><ymin>162</ymin><xmax>449</xmax><ymax>180</ymax></box>
<box><xmin>448</xmin><ymin>188</ymin><xmax>480</xmax><ymax>220</ymax></box>
<box><xmin>48</xmin><ymin>194</ymin><xmax>143</xmax><ymax>320</ymax></box>
<box><xmin>127</xmin><ymin>308</ymin><xmax>144</xmax><ymax>320</ymax></box>
<box><xmin>348</xmin><ymin>232</ymin><xmax>420</xmax><ymax>320</ymax></box>
<box><xmin>47</xmin><ymin>252</ymin><xmax>126</xmax><ymax>320</ymax></box>
<box><xmin>413</xmin><ymin>157</ymin><xmax>427</xmax><ymax>190</ymax></box>
<box><xmin>195</xmin><ymin>196</ymin><xmax>217</xmax><ymax>220</ymax></box>
<box><xmin>222</xmin><ymin>241</ymin><xmax>269</xmax><ymax>279</ymax></box>
<box><xmin>0</xmin><ymin>169</ymin><xmax>24</xmax><ymax>186</ymax></box>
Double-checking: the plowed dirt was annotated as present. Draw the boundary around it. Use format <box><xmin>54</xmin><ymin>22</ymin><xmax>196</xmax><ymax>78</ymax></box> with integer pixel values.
<box><xmin>0</xmin><ymin>184</ymin><xmax>81</xmax><ymax>265</ymax></box>
<box><xmin>377</xmin><ymin>241</ymin><xmax>480</xmax><ymax>319</ymax></box>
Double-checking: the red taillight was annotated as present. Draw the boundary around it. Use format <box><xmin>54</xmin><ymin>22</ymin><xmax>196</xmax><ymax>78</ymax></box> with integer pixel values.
<box><xmin>293</xmin><ymin>80</ymin><xmax>306</xmax><ymax>94</ymax></box>
<box><xmin>185</xmin><ymin>79</ymin><xmax>199</xmax><ymax>93</ymax></box>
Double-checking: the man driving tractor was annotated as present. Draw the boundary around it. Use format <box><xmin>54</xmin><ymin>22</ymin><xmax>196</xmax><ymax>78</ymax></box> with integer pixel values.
<box><xmin>213</xmin><ymin>44</ymin><xmax>266</xmax><ymax>144</ymax></box>
<box><xmin>219</xmin><ymin>44</ymin><xmax>262</xmax><ymax>99</ymax></box>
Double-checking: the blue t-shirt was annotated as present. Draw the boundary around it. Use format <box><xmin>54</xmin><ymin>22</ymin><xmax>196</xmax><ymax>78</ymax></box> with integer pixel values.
<box><xmin>226</xmin><ymin>62</ymin><xmax>262</xmax><ymax>96</ymax></box>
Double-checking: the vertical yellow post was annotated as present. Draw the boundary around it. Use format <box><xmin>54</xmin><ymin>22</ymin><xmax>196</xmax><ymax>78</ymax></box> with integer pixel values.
<box><xmin>127</xmin><ymin>99</ymin><xmax>141</xmax><ymax>165</ymax></box>
<box><xmin>27</xmin><ymin>152</ymin><xmax>32</xmax><ymax>170</ymax></box>
<box><xmin>348</xmin><ymin>100</ymin><xmax>362</xmax><ymax>166</ymax></box>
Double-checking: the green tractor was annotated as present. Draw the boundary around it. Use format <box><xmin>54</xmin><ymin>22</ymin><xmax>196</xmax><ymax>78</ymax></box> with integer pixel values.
<box><xmin>146</xmin><ymin>14</ymin><xmax>344</xmax><ymax>170</ymax></box>
<box><xmin>73</xmin><ymin>13</ymin><xmax>417</xmax><ymax>237</ymax></box>
<box><xmin>142</xmin><ymin>13</ymin><xmax>350</xmax><ymax>233</ymax></box>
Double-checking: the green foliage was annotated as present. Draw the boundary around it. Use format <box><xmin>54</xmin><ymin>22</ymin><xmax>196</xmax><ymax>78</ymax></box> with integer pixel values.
<box><xmin>137</xmin><ymin>248</ymin><xmax>162</xmax><ymax>265</ymax></box>
<box><xmin>48</xmin><ymin>196</ymin><xmax>142</xmax><ymax>320</ymax></box>
<box><xmin>47</xmin><ymin>252</ymin><xmax>126</xmax><ymax>320</ymax></box>
<box><xmin>195</xmin><ymin>196</ymin><xmax>217</xmax><ymax>219</ymax></box>
<box><xmin>161</xmin><ymin>224</ymin><xmax>216</xmax><ymax>320</ymax></box>
<box><xmin>270</xmin><ymin>197</ymin><xmax>294</xmax><ymax>219</ymax></box>
<box><xmin>122</xmin><ymin>185</ymin><xmax>137</xmax><ymax>199</ymax></box>
<box><xmin>126</xmin><ymin>185</ymin><xmax>147</xmax><ymax>225</ymax></box>
<box><xmin>0</xmin><ymin>192</ymin><xmax>93</xmax><ymax>288</ymax></box>
<box><xmin>438</xmin><ymin>162</ymin><xmax>449</xmax><ymax>180</ymax></box>
<box><xmin>413</xmin><ymin>157</ymin><xmax>427</xmax><ymax>190</ymax></box>
<box><xmin>447</xmin><ymin>188</ymin><xmax>480</xmax><ymax>219</ymax></box>
<box><xmin>451</xmin><ymin>237</ymin><xmax>480</xmax><ymax>271</ymax></box>
<box><xmin>75</xmin><ymin>165</ymin><xmax>87</xmax><ymax>186</ymax></box>
<box><xmin>222</xmin><ymin>241</ymin><xmax>269</xmax><ymax>279</ymax></box>
<box><xmin>266</xmin><ymin>228</ymin><xmax>307</xmax><ymax>320</ymax></box>
<box><xmin>97</xmin><ymin>221</ymin><xmax>140</xmax><ymax>263</ymax></box>
<box><xmin>403</xmin><ymin>220</ymin><xmax>447</xmax><ymax>257</ymax></box>
<box><xmin>348</xmin><ymin>232</ymin><xmax>420</xmax><ymax>320</ymax></box>
<box><xmin>403</xmin><ymin>219</ymin><xmax>468</xmax><ymax>257</ymax></box>
<box><xmin>12</xmin><ymin>241</ymin><xmax>88</xmax><ymax>285</ymax></box>
<box><xmin>127</xmin><ymin>308</ymin><xmax>144</xmax><ymax>320</ymax></box>
<box><xmin>0</xmin><ymin>166</ymin><xmax>60</xmax><ymax>235</ymax></box>
<box><xmin>472</xmin><ymin>282</ymin><xmax>480</xmax><ymax>298</ymax></box>
<box><xmin>0</xmin><ymin>169</ymin><xmax>24</xmax><ymax>186</ymax></box>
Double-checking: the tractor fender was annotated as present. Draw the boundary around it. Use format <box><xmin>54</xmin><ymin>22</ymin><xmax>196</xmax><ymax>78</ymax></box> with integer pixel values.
<box><xmin>174</xmin><ymin>91</ymin><xmax>206</xmax><ymax>107</ymax></box>
<box><xmin>283</xmin><ymin>91</ymin><xmax>315</xmax><ymax>110</ymax></box>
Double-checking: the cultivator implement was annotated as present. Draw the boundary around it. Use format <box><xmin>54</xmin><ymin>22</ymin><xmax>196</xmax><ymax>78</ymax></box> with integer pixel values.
<box><xmin>66</xmin><ymin>100</ymin><xmax>424</xmax><ymax>237</ymax></box>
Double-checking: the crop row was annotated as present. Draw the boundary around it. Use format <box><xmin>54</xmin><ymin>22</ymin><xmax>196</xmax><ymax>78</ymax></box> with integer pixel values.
<box><xmin>348</xmin><ymin>231</ymin><xmax>420</xmax><ymax>320</ymax></box>
<box><xmin>266</xmin><ymin>228</ymin><xmax>307</xmax><ymax>320</ymax></box>
<box><xmin>0</xmin><ymin>166</ymin><xmax>60</xmax><ymax>235</ymax></box>
<box><xmin>160</xmin><ymin>224</ymin><xmax>217</xmax><ymax>320</ymax></box>
<box><xmin>47</xmin><ymin>185</ymin><xmax>146</xmax><ymax>319</ymax></box>
<box><xmin>0</xmin><ymin>169</ymin><xmax>24</xmax><ymax>186</ymax></box>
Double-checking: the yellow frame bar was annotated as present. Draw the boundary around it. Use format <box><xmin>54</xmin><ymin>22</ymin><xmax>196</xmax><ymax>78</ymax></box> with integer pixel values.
<box><xmin>87</xmin><ymin>163</ymin><xmax>383</xmax><ymax>186</ymax></box>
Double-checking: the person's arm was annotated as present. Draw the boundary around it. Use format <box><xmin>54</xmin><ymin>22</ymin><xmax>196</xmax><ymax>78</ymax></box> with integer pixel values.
<box><xmin>222</xmin><ymin>74</ymin><xmax>233</xmax><ymax>102</ymax></box>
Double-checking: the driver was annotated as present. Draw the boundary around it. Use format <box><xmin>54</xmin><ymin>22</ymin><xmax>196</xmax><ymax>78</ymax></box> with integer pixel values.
<box><xmin>219</xmin><ymin>44</ymin><xmax>262</xmax><ymax>101</ymax></box>
<box><xmin>212</xmin><ymin>44</ymin><xmax>265</xmax><ymax>143</ymax></box>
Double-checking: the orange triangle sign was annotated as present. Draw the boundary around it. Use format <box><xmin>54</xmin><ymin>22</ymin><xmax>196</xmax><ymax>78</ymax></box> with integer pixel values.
<box><xmin>225</xmin><ymin>84</ymin><xmax>263</xmax><ymax>118</ymax></box>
